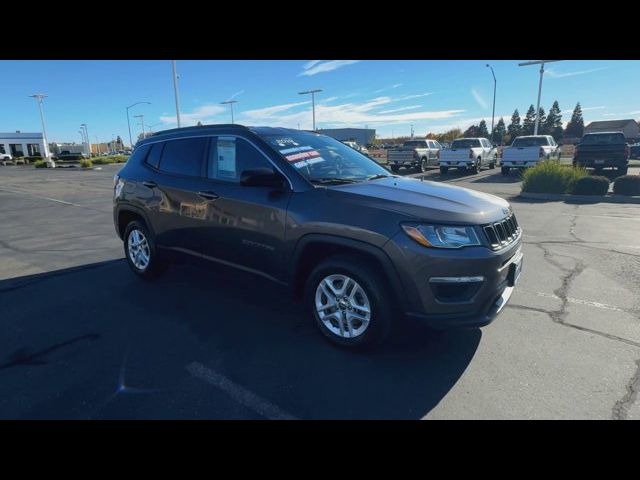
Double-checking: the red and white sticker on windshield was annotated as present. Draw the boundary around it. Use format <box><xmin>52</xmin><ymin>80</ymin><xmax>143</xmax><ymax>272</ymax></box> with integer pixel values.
<box><xmin>285</xmin><ymin>149</ymin><xmax>321</xmax><ymax>162</ymax></box>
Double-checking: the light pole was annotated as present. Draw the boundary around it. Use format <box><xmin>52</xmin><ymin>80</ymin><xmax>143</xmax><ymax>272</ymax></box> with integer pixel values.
<box><xmin>134</xmin><ymin>114</ymin><xmax>145</xmax><ymax>141</ymax></box>
<box><xmin>220</xmin><ymin>100</ymin><xmax>238</xmax><ymax>124</ymax></box>
<box><xmin>298</xmin><ymin>89</ymin><xmax>322</xmax><ymax>131</ymax></box>
<box><xmin>29</xmin><ymin>93</ymin><xmax>54</xmax><ymax>167</ymax></box>
<box><xmin>518</xmin><ymin>60</ymin><xmax>560</xmax><ymax>135</ymax></box>
<box><xmin>486</xmin><ymin>64</ymin><xmax>497</xmax><ymax>143</ymax></box>
<box><xmin>172</xmin><ymin>60</ymin><xmax>182</xmax><ymax>128</ymax></box>
<box><xmin>126</xmin><ymin>101</ymin><xmax>150</xmax><ymax>148</ymax></box>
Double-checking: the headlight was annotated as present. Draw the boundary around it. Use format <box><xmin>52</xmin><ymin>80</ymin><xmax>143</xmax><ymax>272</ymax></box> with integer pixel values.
<box><xmin>401</xmin><ymin>224</ymin><xmax>480</xmax><ymax>249</ymax></box>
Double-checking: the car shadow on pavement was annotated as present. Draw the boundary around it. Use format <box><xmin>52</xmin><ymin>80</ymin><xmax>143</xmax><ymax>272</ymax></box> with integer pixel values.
<box><xmin>0</xmin><ymin>259</ymin><xmax>481</xmax><ymax>419</ymax></box>
<box><xmin>470</xmin><ymin>171</ymin><xmax>523</xmax><ymax>184</ymax></box>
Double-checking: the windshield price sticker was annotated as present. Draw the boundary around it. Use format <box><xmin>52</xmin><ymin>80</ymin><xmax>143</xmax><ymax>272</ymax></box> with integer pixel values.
<box><xmin>293</xmin><ymin>157</ymin><xmax>325</xmax><ymax>169</ymax></box>
<box><xmin>279</xmin><ymin>145</ymin><xmax>314</xmax><ymax>155</ymax></box>
<box><xmin>285</xmin><ymin>150</ymin><xmax>321</xmax><ymax>162</ymax></box>
<box><xmin>272</xmin><ymin>138</ymin><xmax>300</xmax><ymax>148</ymax></box>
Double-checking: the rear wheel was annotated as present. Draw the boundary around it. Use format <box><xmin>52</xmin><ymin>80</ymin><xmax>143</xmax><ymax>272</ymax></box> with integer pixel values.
<box><xmin>304</xmin><ymin>255</ymin><xmax>393</xmax><ymax>349</ymax></box>
<box><xmin>470</xmin><ymin>158</ymin><xmax>480</xmax><ymax>174</ymax></box>
<box><xmin>489</xmin><ymin>155</ymin><xmax>497</xmax><ymax>169</ymax></box>
<box><xmin>123</xmin><ymin>220</ymin><xmax>167</xmax><ymax>280</ymax></box>
<box><xmin>440</xmin><ymin>166</ymin><xmax>448</xmax><ymax>175</ymax></box>
<box><xmin>501</xmin><ymin>166</ymin><xmax>510</xmax><ymax>175</ymax></box>
<box><xmin>418</xmin><ymin>157</ymin><xmax>427</xmax><ymax>173</ymax></box>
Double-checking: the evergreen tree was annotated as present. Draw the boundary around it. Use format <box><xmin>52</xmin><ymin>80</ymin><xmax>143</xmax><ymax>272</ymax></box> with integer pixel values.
<box><xmin>463</xmin><ymin>124</ymin><xmax>479</xmax><ymax>137</ymax></box>
<box><xmin>565</xmin><ymin>102</ymin><xmax>585</xmax><ymax>138</ymax></box>
<box><xmin>522</xmin><ymin>105</ymin><xmax>537</xmax><ymax>135</ymax></box>
<box><xmin>537</xmin><ymin>107</ymin><xmax>547</xmax><ymax>134</ymax></box>
<box><xmin>492</xmin><ymin>117</ymin><xmax>507</xmax><ymax>145</ymax></box>
<box><xmin>507</xmin><ymin>109</ymin><xmax>522</xmax><ymax>142</ymax></box>
<box><xmin>477</xmin><ymin>120</ymin><xmax>489</xmax><ymax>138</ymax></box>
<box><xmin>116</xmin><ymin>135</ymin><xmax>123</xmax><ymax>148</ymax></box>
<box><xmin>544</xmin><ymin>101</ymin><xmax>563</xmax><ymax>141</ymax></box>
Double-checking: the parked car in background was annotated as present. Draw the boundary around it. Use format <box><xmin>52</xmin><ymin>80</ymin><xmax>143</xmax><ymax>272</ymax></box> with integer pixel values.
<box><xmin>387</xmin><ymin>138</ymin><xmax>441</xmax><ymax>173</ymax></box>
<box><xmin>573</xmin><ymin>132</ymin><xmax>629</xmax><ymax>175</ymax></box>
<box><xmin>626</xmin><ymin>142</ymin><xmax>640</xmax><ymax>159</ymax></box>
<box><xmin>342</xmin><ymin>141</ymin><xmax>369</xmax><ymax>157</ymax></box>
<box><xmin>114</xmin><ymin>125</ymin><xmax>523</xmax><ymax>348</ymax></box>
<box><xmin>500</xmin><ymin>135</ymin><xmax>559</xmax><ymax>175</ymax></box>
<box><xmin>0</xmin><ymin>153</ymin><xmax>13</xmax><ymax>165</ymax></box>
<box><xmin>439</xmin><ymin>138</ymin><xmax>497</xmax><ymax>174</ymax></box>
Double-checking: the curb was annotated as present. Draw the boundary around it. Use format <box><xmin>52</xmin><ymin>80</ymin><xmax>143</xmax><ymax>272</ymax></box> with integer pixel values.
<box><xmin>518</xmin><ymin>191</ymin><xmax>640</xmax><ymax>204</ymax></box>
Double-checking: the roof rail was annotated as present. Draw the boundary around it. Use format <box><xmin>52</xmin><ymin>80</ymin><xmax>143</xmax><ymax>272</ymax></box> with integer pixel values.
<box><xmin>152</xmin><ymin>123</ymin><xmax>249</xmax><ymax>136</ymax></box>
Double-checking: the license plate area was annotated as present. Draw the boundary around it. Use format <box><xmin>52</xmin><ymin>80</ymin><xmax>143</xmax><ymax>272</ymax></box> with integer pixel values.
<box><xmin>594</xmin><ymin>160</ymin><xmax>605</xmax><ymax>164</ymax></box>
<box><xmin>508</xmin><ymin>255</ymin><xmax>523</xmax><ymax>287</ymax></box>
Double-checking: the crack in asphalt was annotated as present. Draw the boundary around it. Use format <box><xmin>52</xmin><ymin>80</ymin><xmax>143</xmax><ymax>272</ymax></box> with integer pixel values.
<box><xmin>612</xmin><ymin>359</ymin><xmax>640</xmax><ymax>420</ymax></box>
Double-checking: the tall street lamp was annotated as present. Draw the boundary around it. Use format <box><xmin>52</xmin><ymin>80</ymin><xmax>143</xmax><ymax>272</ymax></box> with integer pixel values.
<box><xmin>486</xmin><ymin>64</ymin><xmax>497</xmax><ymax>144</ymax></box>
<box><xmin>172</xmin><ymin>60</ymin><xmax>182</xmax><ymax>128</ymax></box>
<box><xmin>298</xmin><ymin>89</ymin><xmax>322</xmax><ymax>131</ymax></box>
<box><xmin>126</xmin><ymin>101</ymin><xmax>150</xmax><ymax>148</ymax></box>
<box><xmin>220</xmin><ymin>100</ymin><xmax>238</xmax><ymax>124</ymax></box>
<box><xmin>518</xmin><ymin>60</ymin><xmax>560</xmax><ymax>135</ymax></box>
<box><xmin>29</xmin><ymin>93</ymin><xmax>54</xmax><ymax>167</ymax></box>
<box><xmin>81</xmin><ymin>124</ymin><xmax>90</xmax><ymax>156</ymax></box>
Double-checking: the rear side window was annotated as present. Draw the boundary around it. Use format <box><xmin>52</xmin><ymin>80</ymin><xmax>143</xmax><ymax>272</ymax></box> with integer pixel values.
<box><xmin>145</xmin><ymin>142</ymin><xmax>164</xmax><ymax>169</ymax></box>
<box><xmin>159</xmin><ymin>137</ymin><xmax>208</xmax><ymax>177</ymax></box>
<box><xmin>207</xmin><ymin>137</ymin><xmax>272</xmax><ymax>182</ymax></box>
<box><xmin>129</xmin><ymin>144</ymin><xmax>151</xmax><ymax>165</ymax></box>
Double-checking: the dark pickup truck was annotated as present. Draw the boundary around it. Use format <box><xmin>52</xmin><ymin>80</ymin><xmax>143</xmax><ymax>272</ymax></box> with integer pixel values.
<box><xmin>573</xmin><ymin>132</ymin><xmax>630</xmax><ymax>174</ymax></box>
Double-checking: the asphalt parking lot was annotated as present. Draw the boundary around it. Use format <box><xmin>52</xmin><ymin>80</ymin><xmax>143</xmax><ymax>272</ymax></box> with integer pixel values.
<box><xmin>1</xmin><ymin>163</ymin><xmax>640</xmax><ymax>419</ymax></box>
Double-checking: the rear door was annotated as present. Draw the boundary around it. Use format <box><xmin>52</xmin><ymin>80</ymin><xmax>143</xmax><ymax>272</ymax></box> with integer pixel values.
<box><xmin>197</xmin><ymin>135</ymin><xmax>292</xmax><ymax>281</ymax></box>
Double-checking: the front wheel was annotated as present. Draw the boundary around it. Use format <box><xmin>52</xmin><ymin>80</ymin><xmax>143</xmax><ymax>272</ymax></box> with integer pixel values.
<box><xmin>501</xmin><ymin>166</ymin><xmax>510</xmax><ymax>175</ymax></box>
<box><xmin>123</xmin><ymin>220</ymin><xmax>167</xmax><ymax>280</ymax></box>
<box><xmin>305</xmin><ymin>255</ymin><xmax>393</xmax><ymax>349</ymax></box>
<box><xmin>440</xmin><ymin>166</ymin><xmax>448</xmax><ymax>175</ymax></box>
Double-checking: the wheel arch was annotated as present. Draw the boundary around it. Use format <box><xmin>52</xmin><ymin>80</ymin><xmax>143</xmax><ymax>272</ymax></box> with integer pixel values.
<box><xmin>115</xmin><ymin>204</ymin><xmax>155</xmax><ymax>240</ymax></box>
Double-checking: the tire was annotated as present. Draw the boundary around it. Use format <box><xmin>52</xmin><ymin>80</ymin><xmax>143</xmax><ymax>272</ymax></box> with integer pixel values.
<box><xmin>390</xmin><ymin>165</ymin><xmax>400</xmax><ymax>173</ymax></box>
<box><xmin>489</xmin><ymin>155</ymin><xmax>497</xmax><ymax>169</ymax></box>
<box><xmin>123</xmin><ymin>220</ymin><xmax>167</xmax><ymax>280</ymax></box>
<box><xmin>470</xmin><ymin>158</ymin><xmax>480</xmax><ymax>174</ymax></box>
<box><xmin>418</xmin><ymin>157</ymin><xmax>427</xmax><ymax>173</ymax></box>
<box><xmin>618</xmin><ymin>166</ymin><xmax>628</xmax><ymax>176</ymax></box>
<box><xmin>304</xmin><ymin>254</ymin><xmax>393</xmax><ymax>349</ymax></box>
<box><xmin>440</xmin><ymin>166</ymin><xmax>448</xmax><ymax>175</ymax></box>
<box><xmin>501</xmin><ymin>166</ymin><xmax>510</xmax><ymax>176</ymax></box>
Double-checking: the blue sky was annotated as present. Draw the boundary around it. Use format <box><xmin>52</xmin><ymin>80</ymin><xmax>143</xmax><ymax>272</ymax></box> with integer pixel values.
<box><xmin>1</xmin><ymin>60</ymin><xmax>638</xmax><ymax>144</ymax></box>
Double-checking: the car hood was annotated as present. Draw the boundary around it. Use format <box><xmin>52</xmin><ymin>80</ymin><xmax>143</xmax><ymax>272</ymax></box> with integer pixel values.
<box><xmin>326</xmin><ymin>176</ymin><xmax>511</xmax><ymax>224</ymax></box>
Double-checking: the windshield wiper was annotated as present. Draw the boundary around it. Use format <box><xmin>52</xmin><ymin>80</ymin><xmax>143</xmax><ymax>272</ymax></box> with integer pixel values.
<box><xmin>308</xmin><ymin>177</ymin><xmax>360</xmax><ymax>185</ymax></box>
<box><xmin>366</xmin><ymin>174</ymin><xmax>392</xmax><ymax>181</ymax></box>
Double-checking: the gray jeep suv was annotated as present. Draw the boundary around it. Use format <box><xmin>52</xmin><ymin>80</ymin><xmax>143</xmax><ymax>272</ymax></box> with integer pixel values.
<box><xmin>113</xmin><ymin>125</ymin><xmax>523</xmax><ymax>348</ymax></box>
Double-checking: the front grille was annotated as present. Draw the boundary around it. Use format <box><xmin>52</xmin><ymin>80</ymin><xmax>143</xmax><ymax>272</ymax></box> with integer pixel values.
<box><xmin>483</xmin><ymin>213</ymin><xmax>521</xmax><ymax>250</ymax></box>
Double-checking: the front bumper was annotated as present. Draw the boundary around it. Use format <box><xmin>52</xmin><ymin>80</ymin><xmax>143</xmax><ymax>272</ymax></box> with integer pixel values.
<box><xmin>385</xmin><ymin>231</ymin><xmax>523</xmax><ymax>329</ymax></box>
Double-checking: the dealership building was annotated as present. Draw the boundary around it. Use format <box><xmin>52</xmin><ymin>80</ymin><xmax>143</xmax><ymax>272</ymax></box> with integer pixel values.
<box><xmin>0</xmin><ymin>131</ymin><xmax>49</xmax><ymax>157</ymax></box>
<box><xmin>318</xmin><ymin>128</ymin><xmax>376</xmax><ymax>145</ymax></box>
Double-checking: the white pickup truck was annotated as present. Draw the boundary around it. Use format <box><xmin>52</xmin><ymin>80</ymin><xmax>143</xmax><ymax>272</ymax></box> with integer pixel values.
<box><xmin>438</xmin><ymin>137</ymin><xmax>497</xmax><ymax>174</ymax></box>
<box><xmin>501</xmin><ymin>135</ymin><xmax>560</xmax><ymax>175</ymax></box>
<box><xmin>387</xmin><ymin>138</ymin><xmax>441</xmax><ymax>173</ymax></box>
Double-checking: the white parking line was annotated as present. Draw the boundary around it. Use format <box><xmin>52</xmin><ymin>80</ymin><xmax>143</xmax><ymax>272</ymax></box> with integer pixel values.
<box><xmin>521</xmin><ymin>290</ymin><xmax>625</xmax><ymax>312</ymax></box>
<box><xmin>186</xmin><ymin>362</ymin><xmax>297</xmax><ymax>420</ymax></box>
<box><xmin>0</xmin><ymin>187</ymin><xmax>79</xmax><ymax>206</ymax></box>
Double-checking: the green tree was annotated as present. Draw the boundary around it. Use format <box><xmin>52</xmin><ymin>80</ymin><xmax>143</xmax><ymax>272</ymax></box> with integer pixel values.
<box><xmin>507</xmin><ymin>109</ymin><xmax>522</xmax><ymax>142</ymax></box>
<box><xmin>116</xmin><ymin>135</ymin><xmax>123</xmax><ymax>148</ymax></box>
<box><xmin>463</xmin><ymin>124</ymin><xmax>479</xmax><ymax>137</ymax></box>
<box><xmin>522</xmin><ymin>105</ymin><xmax>537</xmax><ymax>135</ymax></box>
<box><xmin>565</xmin><ymin>102</ymin><xmax>585</xmax><ymax>138</ymax></box>
<box><xmin>537</xmin><ymin>107</ymin><xmax>547</xmax><ymax>134</ymax></box>
<box><xmin>544</xmin><ymin>101</ymin><xmax>563</xmax><ymax>141</ymax></box>
<box><xmin>477</xmin><ymin>120</ymin><xmax>489</xmax><ymax>138</ymax></box>
<box><xmin>492</xmin><ymin>117</ymin><xmax>507</xmax><ymax>145</ymax></box>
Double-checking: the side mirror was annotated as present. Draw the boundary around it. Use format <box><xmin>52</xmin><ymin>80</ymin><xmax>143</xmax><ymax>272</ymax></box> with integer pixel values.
<box><xmin>240</xmin><ymin>167</ymin><xmax>287</xmax><ymax>189</ymax></box>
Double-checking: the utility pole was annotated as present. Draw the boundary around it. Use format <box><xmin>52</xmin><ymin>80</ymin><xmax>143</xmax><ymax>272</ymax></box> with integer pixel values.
<box><xmin>172</xmin><ymin>60</ymin><xmax>182</xmax><ymax>128</ymax></box>
<box><xmin>518</xmin><ymin>60</ymin><xmax>560</xmax><ymax>135</ymax></box>
<box><xmin>126</xmin><ymin>102</ymin><xmax>150</xmax><ymax>148</ymax></box>
<box><xmin>298</xmin><ymin>89</ymin><xmax>322</xmax><ymax>131</ymax></box>
<box><xmin>29</xmin><ymin>93</ymin><xmax>54</xmax><ymax>167</ymax></box>
<box><xmin>486</xmin><ymin>64</ymin><xmax>497</xmax><ymax>143</ymax></box>
<box><xmin>220</xmin><ymin>100</ymin><xmax>238</xmax><ymax>124</ymax></box>
<box><xmin>134</xmin><ymin>114</ymin><xmax>145</xmax><ymax>140</ymax></box>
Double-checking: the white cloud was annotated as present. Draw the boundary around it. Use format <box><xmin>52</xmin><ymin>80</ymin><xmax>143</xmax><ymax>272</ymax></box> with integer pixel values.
<box><xmin>299</xmin><ymin>60</ymin><xmax>359</xmax><ymax>76</ymax></box>
<box><xmin>242</xmin><ymin>101</ymin><xmax>310</xmax><ymax>119</ymax></box>
<box><xmin>159</xmin><ymin>104</ymin><xmax>226</xmax><ymax>126</ymax></box>
<box><xmin>225</xmin><ymin>89</ymin><xmax>245</xmax><ymax>102</ymax></box>
<box><xmin>398</xmin><ymin>92</ymin><xmax>433</xmax><ymax>100</ymax></box>
<box><xmin>560</xmin><ymin>106</ymin><xmax>605</xmax><ymax>114</ymax></box>
<box><xmin>471</xmin><ymin>88</ymin><xmax>488</xmax><ymax>109</ymax></box>
<box><xmin>377</xmin><ymin>105</ymin><xmax>422</xmax><ymax>114</ymax></box>
<box><xmin>374</xmin><ymin>83</ymin><xmax>404</xmax><ymax>93</ymax></box>
<box><xmin>546</xmin><ymin>67</ymin><xmax>608</xmax><ymax>79</ymax></box>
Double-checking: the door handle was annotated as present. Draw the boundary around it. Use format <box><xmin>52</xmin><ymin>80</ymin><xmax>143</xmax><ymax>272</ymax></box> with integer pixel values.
<box><xmin>197</xmin><ymin>191</ymin><xmax>219</xmax><ymax>201</ymax></box>
<box><xmin>142</xmin><ymin>180</ymin><xmax>157</xmax><ymax>188</ymax></box>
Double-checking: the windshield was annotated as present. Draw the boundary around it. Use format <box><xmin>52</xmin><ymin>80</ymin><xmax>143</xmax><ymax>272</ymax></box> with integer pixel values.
<box><xmin>403</xmin><ymin>141</ymin><xmax>427</xmax><ymax>148</ymax></box>
<box><xmin>261</xmin><ymin>132</ymin><xmax>390</xmax><ymax>184</ymax></box>
<box><xmin>581</xmin><ymin>133</ymin><xmax>626</xmax><ymax>145</ymax></box>
<box><xmin>512</xmin><ymin>137</ymin><xmax>550</xmax><ymax>147</ymax></box>
<box><xmin>451</xmin><ymin>139</ymin><xmax>481</xmax><ymax>148</ymax></box>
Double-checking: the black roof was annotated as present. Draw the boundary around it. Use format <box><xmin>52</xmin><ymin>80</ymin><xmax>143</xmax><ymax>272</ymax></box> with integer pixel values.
<box><xmin>585</xmin><ymin>119</ymin><xmax>638</xmax><ymax>130</ymax></box>
<box><xmin>150</xmin><ymin>124</ymin><xmax>314</xmax><ymax>139</ymax></box>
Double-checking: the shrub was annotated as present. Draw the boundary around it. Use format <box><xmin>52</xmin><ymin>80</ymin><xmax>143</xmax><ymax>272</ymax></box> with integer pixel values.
<box><xmin>571</xmin><ymin>175</ymin><xmax>610</xmax><ymax>195</ymax></box>
<box><xmin>613</xmin><ymin>175</ymin><xmax>640</xmax><ymax>196</ymax></box>
<box><xmin>92</xmin><ymin>156</ymin><xmax>115</xmax><ymax>165</ymax></box>
<box><xmin>80</xmin><ymin>159</ymin><xmax>93</xmax><ymax>169</ymax></box>
<box><xmin>34</xmin><ymin>160</ymin><xmax>47</xmax><ymax>168</ymax></box>
<box><xmin>521</xmin><ymin>160</ymin><xmax>588</xmax><ymax>194</ymax></box>
<box><xmin>113</xmin><ymin>155</ymin><xmax>128</xmax><ymax>163</ymax></box>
